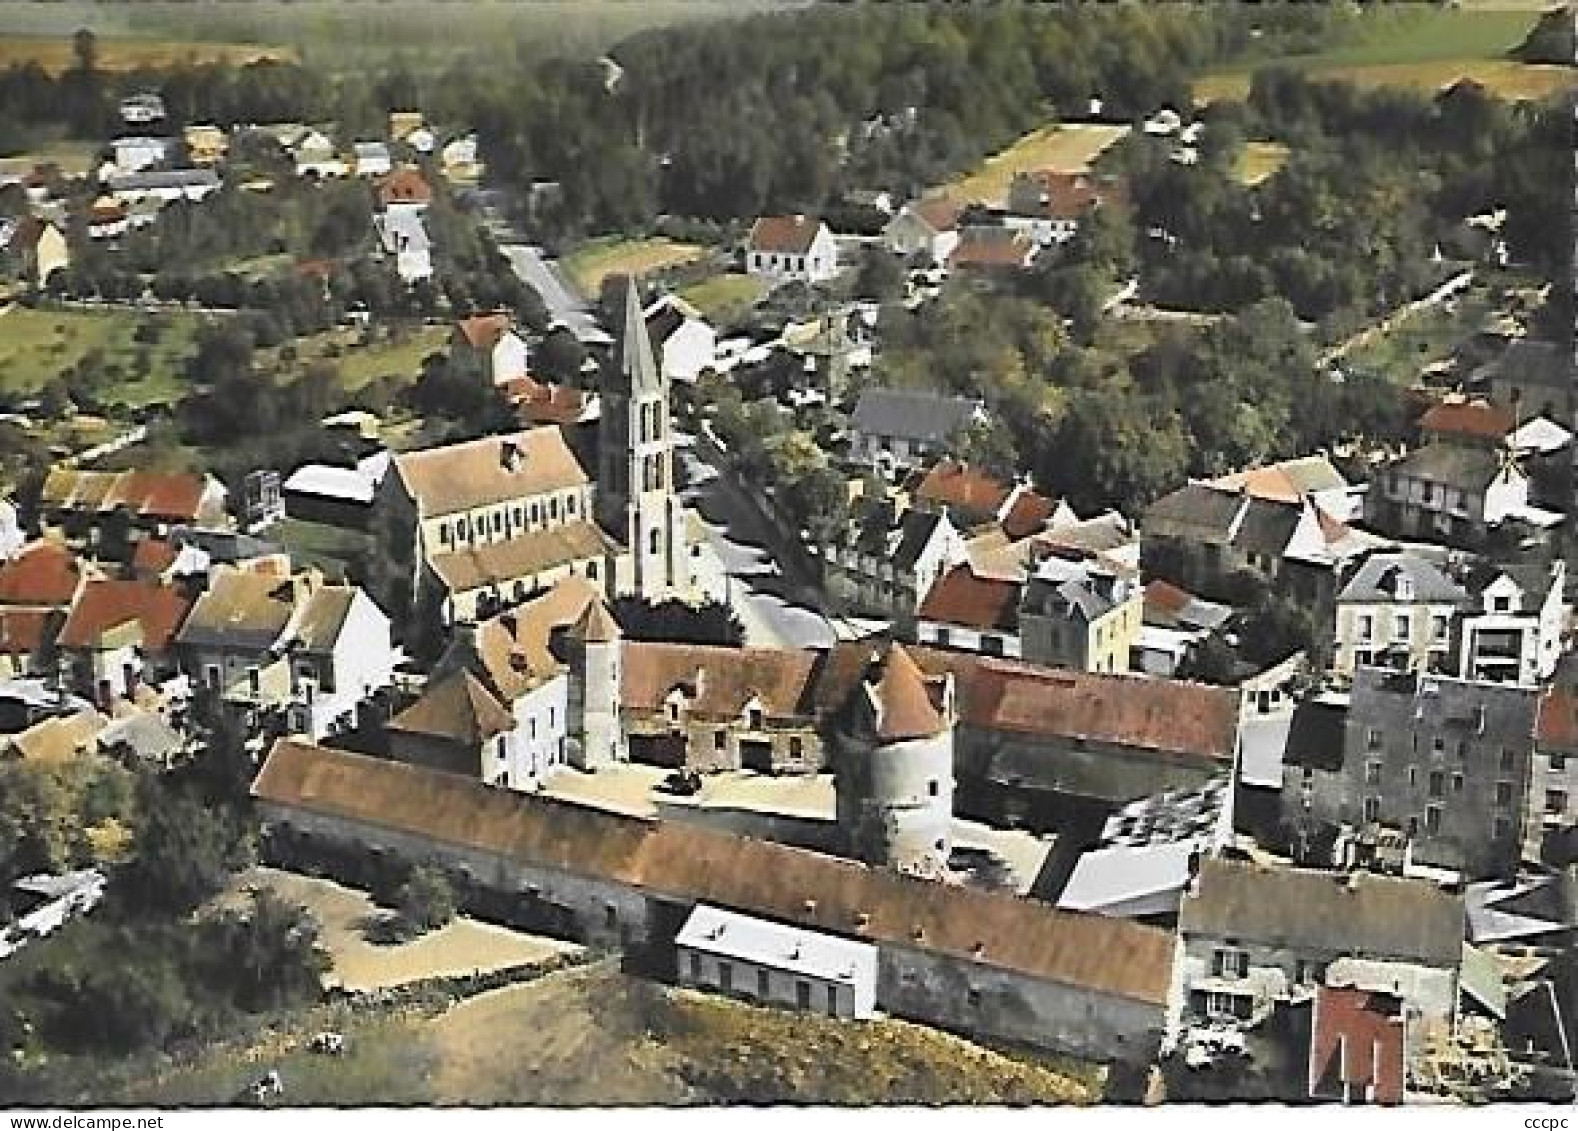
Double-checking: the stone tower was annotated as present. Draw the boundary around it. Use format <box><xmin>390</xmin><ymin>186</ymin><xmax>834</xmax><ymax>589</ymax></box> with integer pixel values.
<box><xmin>833</xmin><ymin>643</ymin><xmax>957</xmax><ymax>878</ymax></box>
<box><xmin>563</xmin><ymin>597</ymin><xmax>627</xmax><ymax>770</ymax></box>
<box><xmin>597</xmin><ymin>277</ymin><xmax>685</xmax><ymax>600</ymax></box>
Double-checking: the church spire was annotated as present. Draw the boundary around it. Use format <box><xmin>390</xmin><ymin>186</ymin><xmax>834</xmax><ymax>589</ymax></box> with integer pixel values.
<box><xmin>615</xmin><ymin>274</ymin><xmax>661</xmax><ymax>394</ymax></box>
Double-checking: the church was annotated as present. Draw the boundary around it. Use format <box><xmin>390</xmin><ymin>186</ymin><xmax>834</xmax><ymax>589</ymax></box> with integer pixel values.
<box><xmin>372</xmin><ymin>278</ymin><xmax>694</xmax><ymax>631</ymax></box>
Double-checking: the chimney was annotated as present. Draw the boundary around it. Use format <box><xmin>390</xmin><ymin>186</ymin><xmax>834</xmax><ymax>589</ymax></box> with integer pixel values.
<box><xmin>693</xmin><ymin>666</ymin><xmax>707</xmax><ymax>700</ymax></box>
<box><xmin>802</xmin><ymin>898</ymin><xmax>817</xmax><ymax>915</ymax></box>
<box><xmin>500</xmin><ymin>439</ymin><xmax>522</xmax><ymax>472</ymax></box>
<box><xmin>971</xmin><ymin>942</ymin><xmax>986</xmax><ymax>960</ymax></box>
<box><xmin>499</xmin><ymin>611</ymin><xmax>518</xmax><ymax>637</ymax></box>
<box><xmin>854</xmin><ymin>911</ymin><xmax>870</xmax><ymax>930</ymax></box>
<box><xmin>910</xmin><ymin>924</ymin><xmax>925</xmax><ymax>943</ymax></box>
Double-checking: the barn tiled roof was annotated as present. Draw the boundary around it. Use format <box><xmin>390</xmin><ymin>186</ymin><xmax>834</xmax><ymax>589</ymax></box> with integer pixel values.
<box><xmin>254</xmin><ymin>739</ymin><xmax>1177</xmax><ymax>1005</ymax></box>
<box><xmin>917</xmin><ymin>565</ymin><xmax>1021</xmax><ymax>634</ymax></box>
<box><xmin>747</xmin><ymin>215</ymin><xmax>825</xmax><ymax>255</ymax></box>
<box><xmin>455</xmin><ymin>312</ymin><xmax>513</xmax><ymax>351</ymax></box>
<box><xmin>388</xmin><ymin>668</ymin><xmax>515</xmax><ymax>745</ymax></box>
<box><xmin>622</xmin><ymin>642</ymin><xmax>823</xmax><ymax>722</ymax></box>
<box><xmin>0</xmin><ymin>542</ymin><xmax>85</xmax><ymax>607</ymax></box>
<box><xmin>56</xmin><ymin>579</ymin><xmax>191</xmax><ymax>651</ymax></box>
<box><xmin>911</xmin><ymin>459</ymin><xmax>1012</xmax><ymax>518</ymax></box>
<box><xmin>1419</xmin><ymin>399</ymin><xmax>1514</xmax><ymax>442</ymax></box>
<box><xmin>426</xmin><ymin>521</ymin><xmax>612</xmax><ymax>595</ymax></box>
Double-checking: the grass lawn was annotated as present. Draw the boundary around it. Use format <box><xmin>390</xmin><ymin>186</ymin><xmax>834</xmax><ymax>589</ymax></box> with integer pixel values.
<box><xmin>270</xmin><ymin>517</ymin><xmax>371</xmax><ymax>581</ymax></box>
<box><xmin>677</xmin><ymin>271</ymin><xmax>769</xmax><ymax>324</ymax></box>
<box><xmin>263</xmin><ymin>324</ymin><xmax>450</xmax><ymax>391</ymax></box>
<box><xmin>939</xmin><ymin>124</ymin><xmax>1132</xmax><ymax>207</ymax></box>
<box><xmin>1193</xmin><ymin>6</ymin><xmax>1571</xmax><ymax>102</ymax></box>
<box><xmin>1234</xmin><ymin>141</ymin><xmax>1291</xmax><ymax>187</ymax></box>
<box><xmin>1338</xmin><ymin>276</ymin><xmax>1504</xmax><ymax>384</ymax></box>
<box><xmin>0</xmin><ymin>35</ymin><xmax>294</xmax><ymax>75</ymax></box>
<box><xmin>562</xmin><ymin>236</ymin><xmax>708</xmax><ymax>296</ymax></box>
<box><xmin>0</xmin><ymin>305</ymin><xmax>204</xmax><ymax>408</ymax></box>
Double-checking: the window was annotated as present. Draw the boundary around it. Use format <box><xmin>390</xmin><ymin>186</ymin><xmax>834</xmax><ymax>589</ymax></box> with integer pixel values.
<box><xmin>649</xmin><ymin>528</ymin><xmax>662</xmax><ymax>556</ymax></box>
<box><xmin>1394</xmin><ymin>614</ymin><xmax>1410</xmax><ymax>639</ymax></box>
<box><xmin>747</xmin><ymin>708</ymin><xmax>763</xmax><ymax>730</ymax></box>
<box><xmin>1494</xmin><ymin>595</ymin><xmax>1512</xmax><ymax>613</ymax></box>
<box><xmin>714</xmin><ymin>730</ymin><xmax>727</xmax><ymax>751</ymax></box>
<box><xmin>439</xmin><ymin>522</ymin><xmax>452</xmax><ymax>545</ymax></box>
<box><xmin>1496</xmin><ymin>781</ymin><xmax>1514</xmax><ymax>806</ymax></box>
<box><xmin>492</xmin><ymin>511</ymin><xmax>502</xmax><ymax>534</ymax></box>
<box><xmin>981</xmin><ymin>634</ymin><xmax>1004</xmax><ymax>657</ymax></box>
<box><xmin>512</xmin><ymin>506</ymin><xmax>523</xmax><ymax>528</ymax></box>
<box><xmin>758</xmin><ymin>968</ymin><xmax>770</xmax><ymax>998</ymax></box>
<box><xmin>1547</xmin><ymin>790</ymin><xmax>1568</xmax><ymax>815</ymax></box>
<box><xmin>796</xmin><ymin>981</ymin><xmax>811</xmax><ymax>1009</ymax></box>
<box><xmin>567</xmin><ymin>495</ymin><xmax>577</xmax><ymax>516</ymax></box>
<box><xmin>1407</xmin><ymin>766</ymin><xmax>1417</xmax><ymax>787</ymax></box>
<box><xmin>1295</xmin><ymin>960</ymin><xmax>1317</xmax><ymax>985</ymax></box>
<box><xmin>1494</xmin><ymin>817</ymin><xmax>1512</xmax><ymax>841</ymax></box>
<box><xmin>966</xmin><ymin>987</ymin><xmax>982</xmax><ymax>1008</ymax></box>
<box><xmin>1365</xmin><ymin>762</ymin><xmax>1382</xmax><ymax>786</ymax></box>
<box><xmin>667</xmin><ymin>700</ymin><xmax>680</xmax><ymax>723</ymax></box>
<box><xmin>1358</xmin><ymin>615</ymin><xmax>1374</xmax><ymax>642</ymax></box>
<box><xmin>689</xmin><ymin>952</ymin><xmax>701</xmax><ymax>980</ymax></box>
<box><xmin>604</xmin><ymin>904</ymin><xmax>617</xmax><ymax>928</ymax></box>
<box><xmin>1367</xmin><ymin>728</ymin><xmax>1383</xmax><ymax>752</ymax></box>
<box><xmin>587</xmin><ymin>560</ymin><xmax>598</xmax><ymax>580</ymax></box>
<box><xmin>1432</xmin><ymin>736</ymin><xmax>1445</xmax><ymax>755</ymax></box>
<box><xmin>789</xmin><ymin>737</ymin><xmax>804</xmax><ymax>760</ymax></box>
<box><xmin>719</xmin><ymin>962</ymin><xmax>732</xmax><ymax>992</ymax></box>
<box><xmin>928</xmin><ymin>779</ymin><xmax>940</xmax><ymax>797</ymax></box>
<box><xmin>496</xmin><ymin>736</ymin><xmax>508</xmax><ymax>761</ymax></box>
<box><xmin>550</xmin><ymin>498</ymin><xmax>560</xmax><ymax>521</ymax></box>
<box><xmin>1501</xmin><ymin>749</ymin><xmax>1517</xmax><ymax>772</ymax></box>
<box><xmin>1432</xmin><ymin>615</ymin><xmax>1449</xmax><ymax>643</ymax></box>
<box><xmin>1364</xmin><ymin>796</ymin><xmax>1381</xmax><ymax>823</ymax></box>
<box><xmin>1452</xmin><ymin>772</ymin><xmax>1464</xmax><ymax>793</ymax></box>
<box><xmin>1426</xmin><ymin>806</ymin><xmax>1442</xmax><ymax>835</ymax></box>
<box><xmin>531</xmin><ymin>502</ymin><xmax>542</xmax><ymax>524</ymax></box>
<box><xmin>247</xmin><ymin>667</ymin><xmax>261</xmax><ymax>696</ymax></box>
<box><xmin>1407</xmin><ymin>815</ymin><xmax>1419</xmax><ymax>836</ymax></box>
<box><xmin>529</xmin><ymin>718</ymin><xmax>537</xmax><ymax>740</ymax></box>
<box><xmin>826</xmin><ymin>985</ymin><xmax>838</xmax><ymax>1015</ymax></box>
<box><xmin>1429</xmin><ymin>771</ymin><xmax>1444</xmax><ymax>799</ymax></box>
<box><xmin>205</xmin><ymin>664</ymin><xmax>220</xmax><ymax>689</ymax></box>
<box><xmin>1550</xmin><ymin>754</ymin><xmax>1567</xmax><ymax>771</ymax></box>
<box><xmin>1212</xmin><ymin>948</ymin><xmax>1249</xmax><ymax>979</ymax></box>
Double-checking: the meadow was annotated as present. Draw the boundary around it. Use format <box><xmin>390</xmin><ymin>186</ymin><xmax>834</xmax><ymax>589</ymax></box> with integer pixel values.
<box><xmin>939</xmin><ymin>124</ymin><xmax>1133</xmax><ymax>207</ymax></box>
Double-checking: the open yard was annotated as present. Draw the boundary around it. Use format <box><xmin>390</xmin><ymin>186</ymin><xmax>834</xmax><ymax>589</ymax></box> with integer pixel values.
<box><xmin>0</xmin><ymin>140</ymin><xmax>100</xmax><ymax>179</ymax></box>
<box><xmin>562</xmin><ymin>236</ymin><xmax>708</xmax><ymax>296</ymax></box>
<box><xmin>106</xmin><ymin>959</ymin><xmax>1099</xmax><ymax>1107</ymax></box>
<box><xmin>940</xmin><ymin>123</ymin><xmax>1132</xmax><ymax>207</ymax></box>
<box><xmin>227</xmin><ymin>869</ymin><xmax>581</xmax><ymax>993</ymax></box>
<box><xmin>677</xmin><ymin>271</ymin><xmax>769</xmax><ymax>324</ymax></box>
<box><xmin>0</xmin><ymin>304</ymin><xmax>205</xmax><ymax>407</ymax></box>
<box><xmin>1193</xmin><ymin>5</ymin><xmax>1572</xmax><ymax>103</ymax></box>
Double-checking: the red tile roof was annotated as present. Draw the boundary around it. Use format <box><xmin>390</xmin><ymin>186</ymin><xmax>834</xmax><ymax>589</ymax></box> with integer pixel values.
<box><xmin>912</xmin><ymin>459</ymin><xmax>1012</xmax><ymax>518</ymax></box>
<box><xmin>1309</xmin><ymin>985</ymin><xmax>1406</xmax><ymax>1105</ymax></box>
<box><xmin>1536</xmin><ymin>687</ymin><xmax>1578</xmax><ymax>755</ymax></box>
<box><xmin>42</xmin><ymin>468</ymin><xmax>213</xmax><ymax>522</ymax></box>
<box><xmin>0</xmin><ymin>543</ymin><xmax>83</xmax><ymax>608</ymax></box>
<box><xmin>949</xmin><ymin>229</ymin><xmax>1036</xmax><ymax>269</ymax></box>
<box><xmin>917</xmin><ymin>565</ymin><xmax>1021</xmax><ymax>634</ymax></box>
<box><xmin>456</xmin><ymin>312</ymin><xmax>512</xmax><ymax>351</ymax></box>
<box><xmin>1143</xmin><ymin>579</ymin><xmax>1194</xmax><ymax>619</ymax></box>
<box><xmin>130</xmin><ymin>538</ymin><xmax>179</xmax><ymax>576</ymax></box>
<box><xmin>56</xmin><ymin>579</ymin><xmax>192</xmax><ymax>652</ymax></box>
<box><xmin>1001</xmin><ymin>490</ymin><xmax>1057</xmax><ymax>540</ymax></box>
<box><xmin>748</xmin><ymin>215</ymin><xmax>826</xmax><ymax>255</ymax></box>
<box><xmin>0</xmin><ymin>608</ymin><xmax>54</xmax><ymax>655</ymax></box>
<box><xmin>502</xmin><ymin>377</ymin><xmax>587</xmax><ymax>426</ymax></box>
<box><xmin>871</xmin><ymin>644</ymin><xmax>947</xmax><ymax>741</ymax></box>
<box><xmin>377</xmin><ymin>167</ymin><xmax>432</xmax><ymax>207</ymax></box>
<box><xmin>623</xmin><ymin>642</ymin><xmax>822</xmax><ymax>722</ymax></box>
<box><xmin>911</xmin><ymin>197</ymin><xmax>962</xmax><ymax>233</ymax></box>
<box><xmin>1418</xmin><ymin>399</ymin><xmax>1515</xmax><ymax>442</ymax></box>
<box><xmin>1010</xmin><ymin>170</ymin><xmax>1110</xmax><ymax>221</ymax></box>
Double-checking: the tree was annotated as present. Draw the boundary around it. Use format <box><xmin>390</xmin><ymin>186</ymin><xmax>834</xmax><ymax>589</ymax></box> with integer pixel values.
<box><xmin>396</xmin><ymin>865</ymin><xmax>456</xmax><ymax>934</ymax></box>
<box><xmin>119</xmin><ymin>778</ymin><xmax>254</xmax><ymax>916</ymax></box>
<box><xmin>210</xmin><ymin>889</ymin><xmax>331</xmax><ymax>1012</ymax></box>
<box><xmin>782</xmin><ymin>464</ymin><xmax>849</xmax><ymax>546</ymax></box>
<box><xmin>851</xmin><ymin>246</ymin><xmax>906</xmax><ymax>303</ymax></box>
<box><xmin>71</xmin><ymin>28</ymin><xmax>97</xmax><ymax>75</ymax></box>
<box><xmin>610</xmin><ymin>597</ymin><xmax>745</xmax><ymax>646</ymax></box>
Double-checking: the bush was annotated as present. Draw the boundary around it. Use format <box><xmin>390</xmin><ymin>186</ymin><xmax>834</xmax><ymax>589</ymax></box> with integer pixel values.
<box><xmin>396</xmin><ymin>866</ymin><xmax>456</xmax><ymax>934</ymax></box>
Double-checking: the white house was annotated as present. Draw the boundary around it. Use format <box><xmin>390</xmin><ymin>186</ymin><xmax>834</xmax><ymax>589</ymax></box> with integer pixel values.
<box><xmin>105</xmin><ymin>168</ymin><xmax>221</xmax><ymax>205</ymax></box>
<box><xmin>109</xmin><ymin>136</ymin><xmax>171</xmax><ymax>174</ymax></box>
<box><xmin>1459</xmin><ymin>558</ymin><xmax>1568</xmax><ymax>686</ymax></box>
<box><xmin>352</xmin><ymin>141</ymin><xmax>392</xmax><ymax>178</ymax></box>
<box><xmin>375</xmin><ymin>209</ymin><xmax>433</xmax><ymax>282</ymax></box>
<box><xmin>883</xmin><ymin>197</ymin><xmax>962</xmax><ymax>264</ymax></box>
<box><xmin>745</xmin><ymin>215</ymin><xmax>838</xmax><ymax>283</ymax></box>
<box><xmin>293</xmin><ymin>131</ymin><xmax>347</xmax><ymax>178</ymax></box>
<box><xmin>676</xmin><ymin>903</ymin><xmax>879</xmax><ymax>1020</ymax></box>
<box><xmin>1365</xmin><ymin>444</ymin><xmax>1539</xmax><ymax>543</ymax></box>
<box><xmin>644</xmin><ymin>294</ymin><xmax>717</xmax><ymax>383</ymax></box>
<box><xmin>453</xmin><ymin>313</ymin><xmax>530</xmax><ymax>385</ymax></box>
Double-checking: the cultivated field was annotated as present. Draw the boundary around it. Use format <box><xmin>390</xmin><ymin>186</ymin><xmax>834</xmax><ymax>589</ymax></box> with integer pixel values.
<box><xmin>1193</xmin><ymin>5</ymin><xmax>1572</xmax><ymax>103</ymax></box>
<box><xmin>562</xmin><ymin>236</ymin><xmax>708</xmax><ymax>296</ymax></box>
<box><xmin>0</xmin><ymin>304</ymin><xmax>204</xmax><ymax>406</ymax></box>
<box><xmin>940</xmin><ymin>124</ymin><xmax>1132</xmax><ymax>207</ymax></box>
<box><xmin>0</xmin><ymin>36</ymin><xmax>294</xmax><ymax>75</ymax></box>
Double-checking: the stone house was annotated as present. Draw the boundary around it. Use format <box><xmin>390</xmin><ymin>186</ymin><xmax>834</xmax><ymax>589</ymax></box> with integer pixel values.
<box><xmin>915</xmin><ymin>564</ymin><xmax>1023</xmax><ymax>659</ymax></box>
<box><xmin>1018</xmin><ymin>552</ymin><xmax>1143</xmax><ymax>675</ymax></box>
<box><xmin>1458</xmin><ymin>557</ymin><xmax>1567</xmax><ymax>687</ymax></box>
<box><xmin>1332</xmin><ymin>551</ymin><xmax>1468</xmax><ymax>679</ymax></box>
<box><xmin>1174</xmin><ymin>857</ymin><xmax>1464</xmax><ymax>1032</ymax></box>
<box><xmin>54</xmin><ymin>579</ymin><xmax>192</xmax><ymax>708</ymax></box>
<box><xmin>825</xmin><ymin>508</ymin><xmax>966</xmax><ymax>623</ymax></box>
<box><xmin>1529</xmin><ymin>687</ymin><xmax>1577</xmax><ymax>862</ymax></box>
<box><xmin>1364</xmin><ymin>444</ymin><xmax>1534</xmax><ymax>546</ymax></box>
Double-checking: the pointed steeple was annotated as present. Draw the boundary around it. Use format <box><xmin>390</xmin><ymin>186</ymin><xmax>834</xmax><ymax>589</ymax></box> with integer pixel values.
<box><xmin>615</xmin><ymin>274</ymin><xmax>661</xmax><ymax>394</ymax></box>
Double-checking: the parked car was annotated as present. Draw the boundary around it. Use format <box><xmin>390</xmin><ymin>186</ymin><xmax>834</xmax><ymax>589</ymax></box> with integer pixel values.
<box><xmin>657</xmin><ymin>770</ymin><xmax>702</xmax><ymax>796</ymax></box>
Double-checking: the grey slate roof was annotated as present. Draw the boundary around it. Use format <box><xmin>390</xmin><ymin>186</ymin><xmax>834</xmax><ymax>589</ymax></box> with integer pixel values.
<box><xmin>1180</xmin><ymin>857</ymin><xmax>1465</xmax><ymax>967</ymax></box>
<box><xmin>1232</xmin><ymin>497</ymin><xmax>1301</xmax><ymax>557</ymax></box>
<box><xmin>892</xmin><ymin>509</ymin><xmax>946</xmax><ymax>572</ymax></box>
<box><xmin>1338</xmin><ymin>552</ymin><xmax>1469</xmax><ymax>605</ymax></box>
<box><xmin>1143</xmin><ymin>482</ymin><xmax>1244</xmax><ymax>540</ymax></box>
<box><xmin>106</xmin><ymin>168</ymin><xmax>221</xmax><ymax>192</ymax></box>
<box><xmin>1387</xmin><ymin>444</ymin><xmax>1509</xmax><ymax>491</ymax></box>
<box><xmin>850</xmin><ymin>388</ymin><xmax>980</xmax><ymax>446</ymax></box>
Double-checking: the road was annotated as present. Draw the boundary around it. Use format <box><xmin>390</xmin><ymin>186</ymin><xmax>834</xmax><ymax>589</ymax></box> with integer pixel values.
<box><xmin>678</xmin><ymin>443</ymin><xmax>836</xmax><ymax>650</ymax></box>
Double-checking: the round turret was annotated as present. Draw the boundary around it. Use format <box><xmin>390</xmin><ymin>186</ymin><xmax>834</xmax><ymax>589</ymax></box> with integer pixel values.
<box><xmin>832</xmin><ymin>644</ymin><xmax>956</xmax><ymax>878</ymax></box>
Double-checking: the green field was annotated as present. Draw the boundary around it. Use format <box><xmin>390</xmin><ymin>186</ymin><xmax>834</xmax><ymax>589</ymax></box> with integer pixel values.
<box><xmin>939</xmin><ymin>124</ymin><xmax>1132</xmax><ymax>206</ymax></box>
<box><xmin>0</xmin><ymin>305</ymin><xmax>205</xmax><ymax>407</ymax></box>
<box><xmin>1195</xmin><ymin>6</ymin><xmax>1571</xmax><ymax>102</ymax></box>
<box><xmin>677</xmin><ymin>272</ymin><xmax>769</xmax><ymax>324</ymax></box>
<box><xmin>263</xmin><ymin>324</ymin><xmax>450</xmax><ymax>391</ymax></box>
